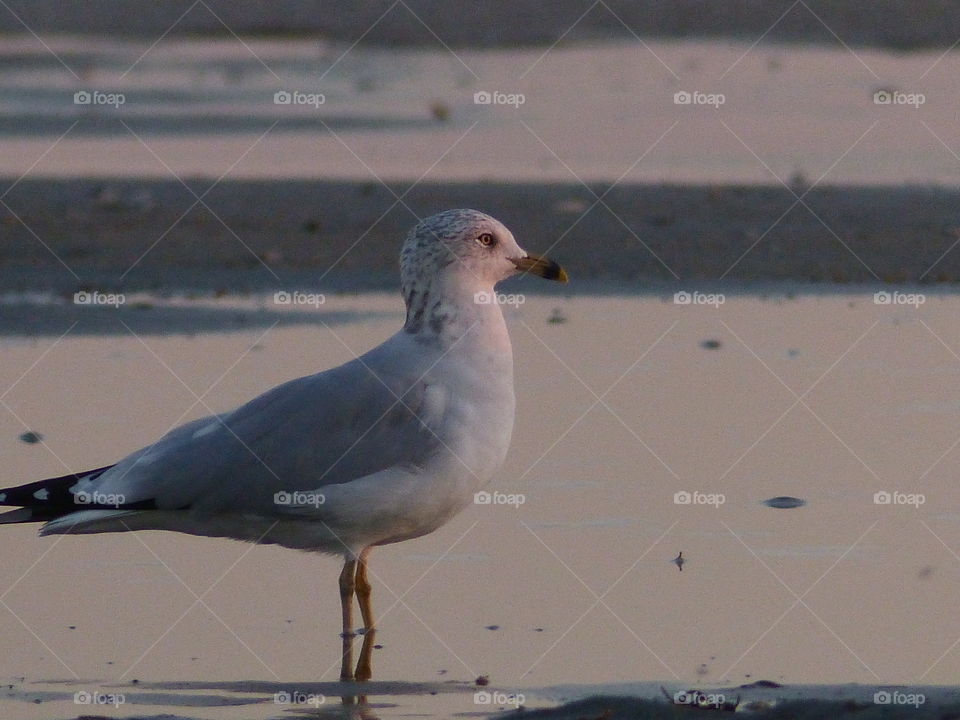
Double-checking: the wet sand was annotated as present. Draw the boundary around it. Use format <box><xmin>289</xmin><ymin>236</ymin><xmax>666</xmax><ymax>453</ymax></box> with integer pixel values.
<box><xmin>2</xmin><ymin>292</ymin><xmax>960</xmax><ymax>718</ymax></box>
<box><xmin>4</xmin><ymin>179</ymin><xmax>960</xmax><ymax>290</ymax></box>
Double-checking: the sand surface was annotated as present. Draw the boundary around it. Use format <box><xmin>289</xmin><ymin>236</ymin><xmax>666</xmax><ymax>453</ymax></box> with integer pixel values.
<box><xmin>0</xmin><ymin>35</ymin><xmax>956</xmax><ymax>188</ymax></box>
<box><xmin>2</xmin><ymin>291</ymin><xmax>960</xmax><ymax>718</ymax></box>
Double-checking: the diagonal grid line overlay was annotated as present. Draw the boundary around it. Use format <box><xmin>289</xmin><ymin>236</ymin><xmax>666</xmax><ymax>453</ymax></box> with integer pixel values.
<box><xmin>515</xmin><ymin>318</ymin><xmax>682</xmax><ymax>485</ymax></box>
<box><xmin>316</xmin><ymin>520</ymin><xmax>483</xmax><ymax>681</ymax></box>
<box><xmin>313</xmin><ymin>118</ymin><xmax>482</xmax><ymax>285</ymax></box>
<box><xmin>119</xmin><ymin>317</ymin><xmax>492</xmax><ymax>677</ymax></box>
<box><xmin>721</xmin><ymin>520</ymin><xmax>881</xmax><ymax>680</ymax></box>
<box><xmin>118</xmin><ymin>119</ymin><xmax>281</xmax><ymax>279</ymax></box>
<box><xmin>0</xmin><ymin>0</ymin><xmax>80</xmax><ymax>80</ymax></box>
<box><xmin>918</xmin><ymin>520</ymin><xmax>960</xmax><ymax>679</ymax></box>
<box><xmin>518</xmin><ymin>119</ymin><xmax>681</xmax><ymax>279</ymax></box>
<box><xmin>117</xmin><ymin>519</ymin><xmax>281</xmax><ymax>679</ymax></box>
<box><xmin>715</xmin><ymin>318</ymin><xmax>883</xmax><ymax>485</ymax></box>
<box><xmin>717</xmin><ymin>119</ymin><xmax>880</xmax><ymax>280</ymax></box>
<box><xmin>519</xmin><ymin>520</ymin><xmax>681</xmax><ymax>680</ymax></box>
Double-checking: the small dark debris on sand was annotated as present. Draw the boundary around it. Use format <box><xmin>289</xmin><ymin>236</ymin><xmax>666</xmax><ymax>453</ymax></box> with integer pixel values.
<box><xmin>763</xmin><ymin>496</ymin><xmax>806</xmax><ymax>509</ymax></box>
<box><xmin>700</xmin><ymin>339</ymin><xmax>722</xmax><ymax>350</ymax></box>
<box><xmin>475</xmin><ymin>675</ymin><xmax>490</xmax><ymax>686</ymax></box>
<box><xmin>18</xmin><ymin>431</ymin><xmax>43</xmax><ymax>444</ymax></box>
<box><xmin>740</xmin><ymin>680</ymin><xmax>782</xmax><ymax>688</ymax></box>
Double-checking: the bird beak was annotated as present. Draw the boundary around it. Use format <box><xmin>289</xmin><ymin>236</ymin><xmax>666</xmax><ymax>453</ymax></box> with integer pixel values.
<box><xmin>510</xmin><ymin>253</ymin><xmax>569</xmax><ymax>282</ymax></box>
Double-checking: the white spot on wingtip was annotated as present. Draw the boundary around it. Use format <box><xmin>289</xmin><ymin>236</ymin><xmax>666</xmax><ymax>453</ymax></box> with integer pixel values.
<box><xmin>33</xmin><ymin>489</ymin><xmax>49</xmax><ymax>500</ymax></box>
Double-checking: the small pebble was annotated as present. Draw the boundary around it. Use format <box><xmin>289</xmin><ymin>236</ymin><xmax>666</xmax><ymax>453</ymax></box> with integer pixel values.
<box><xmin>430</xmin><ymin>101</ymin><xmax>450</xmax><ymax>122</ymax></box>
<box><xmin>548</xmin><ymin>308</ymin><xmax>568</xmax><ymax>324</ymax></box>
<box><xmin>763</xmin><ymin>496</ymin><xmax>806</xmax><ymax>509</ymax></box>
<box><xmin>700</xmin><ymin>339</ymin><xmax>722</xmax><ymax>350</ymax></box>
<box><xmin>19</xmin><ymin>431</ymin><xmax>43</xmax><ymax>444</ymax></box>
<box><xmin>484</xmin><ymin>625</ymin><xmax>500</xmax><ymax>631</ymax></box>
<box><xmin>475</xmin><ymin>675</ymin><xmax>489</xmax><ymax>686</ymax></box>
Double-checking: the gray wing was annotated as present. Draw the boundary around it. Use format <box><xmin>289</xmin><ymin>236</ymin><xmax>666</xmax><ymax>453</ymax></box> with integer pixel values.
<box><xmin>84</xmin><ymin>341</ymin><xmax>440</xmax><ymax>513</ymax></box>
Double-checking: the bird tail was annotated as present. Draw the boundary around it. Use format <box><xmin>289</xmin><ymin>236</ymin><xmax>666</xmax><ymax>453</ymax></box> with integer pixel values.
<box><xmin>0</xmin><ymin>465</ymin><xmax>115</xmax><ymax>524</ymax></box>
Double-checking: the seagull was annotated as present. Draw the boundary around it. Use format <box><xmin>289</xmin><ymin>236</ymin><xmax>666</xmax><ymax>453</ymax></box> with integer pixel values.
<box><xmin>0</xmin><ymin>209</ymin><xmax>567</xmax><ymax>680</ymax></box>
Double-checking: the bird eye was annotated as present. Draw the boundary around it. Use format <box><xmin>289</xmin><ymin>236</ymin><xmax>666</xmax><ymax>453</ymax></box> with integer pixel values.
<box><xmin>476</xmin><ymin>233</ymin><xmax>495</xmax><ymax>247</ymax></box>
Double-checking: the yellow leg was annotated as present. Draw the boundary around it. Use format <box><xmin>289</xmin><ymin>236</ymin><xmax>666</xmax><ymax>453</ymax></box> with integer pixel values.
<box><xmin>354</xmin><ymin>548</ymin><xmax>375</xmax><ymax>681</ymax></box>
<box><xmin>355</xmin><ymin>547</ymin><xmax>375</xmax><ymax>632</ymax></box>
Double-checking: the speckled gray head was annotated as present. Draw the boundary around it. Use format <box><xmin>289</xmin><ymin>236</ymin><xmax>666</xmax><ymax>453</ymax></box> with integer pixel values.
<box><xmin>400</xmin><ymin>209</ymin><xmax>567</xmax><ymax>333</ymax></box>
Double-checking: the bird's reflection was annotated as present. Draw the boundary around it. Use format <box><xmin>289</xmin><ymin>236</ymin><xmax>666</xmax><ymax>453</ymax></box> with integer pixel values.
<box><xmin>337</xmin><ymin>628</ymin><xmax>379</xmax><ymax>717</ymax></box>
<box><xmin>340</xmin><ymin>628</ymin><xmax>377</xmax><ymax>682</ymax></box>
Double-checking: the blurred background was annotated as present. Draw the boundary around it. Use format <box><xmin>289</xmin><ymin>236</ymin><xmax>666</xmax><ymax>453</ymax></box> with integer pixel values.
<box><xmin>1</xmin><ymin>0</ymin><xmax>959</xmax><ymax>296</ymax></box>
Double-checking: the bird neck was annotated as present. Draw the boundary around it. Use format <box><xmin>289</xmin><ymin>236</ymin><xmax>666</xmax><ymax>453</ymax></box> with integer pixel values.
<box><xmin>403</xmin><ymin>272</ymin><xmax>511</xmax><ymax>353</ymax></box>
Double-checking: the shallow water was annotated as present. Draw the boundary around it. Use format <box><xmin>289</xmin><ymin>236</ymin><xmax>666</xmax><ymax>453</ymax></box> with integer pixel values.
<box><xmin>1</xmin><ymin>292</ymin><xmax>959</xmax><ymax>717</ymax></box>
